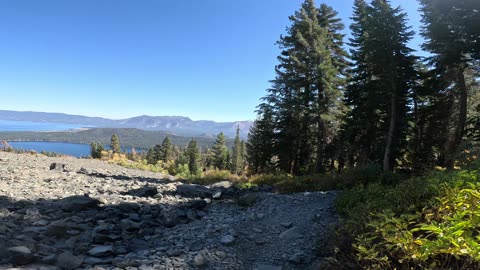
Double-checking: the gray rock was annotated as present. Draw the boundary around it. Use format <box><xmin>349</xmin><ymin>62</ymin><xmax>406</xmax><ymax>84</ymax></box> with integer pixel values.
<box><xmin>220</xmin><ymin>235</ymin><xmax>235</xmax><ymax>246</ymax></box>
<box><xmin>45</xmin><ymin>223</ymin><xmax>68</xmax><ymax>238</ymax></box>
<box><xmin>88</xmin><ymin>245</ymin><xmax>114</xmax><ymax>257</ymax></box>
<box><xmin>8</xmin><ymin>246</ymin><xmax>34</xmax><ymax>265</ymax></box>
<box><xmin>187</xmin><ymin>199</ymin><xmax>208</xmax><ymax>210</ymax></box>
<box><xmin>57</xmin><ymin>195</ymin><xmax>100</xmax><ymax>212</ymax></box>
<box><xmin>176</xmin><ymin>184</ymin><xmax>212</xmax><ymax>198</ymax></box>
<box><xmin>280</xmin><ymin>221</ymin><xmax>293</xmax><ymax>229</ymax></box>
<box><xmin>127</xmin><ymin>186</ymin><xmax>158</xmax><ymax>197</ymax></box>
<box><xmin>121</xmin><ymin>219</ymin><xmax>141</xmax><ymax>232</ymax></box>
<box><xmin>210</xmin><ymin>181</ymin><xmax>233</xmax><ymax>189</ymax></box>
<box><xmin>193</xmin><ymin>254</ymin><xmax>206</xmax><ymax>266</ymax></box>
<box><xmin>288</xmin><ymin>252</ymin><xmax>307</xmax><ymax>264</ymax></box>
<box><xmin>279</xmin><ymin>226</ymin><xmax>303</xmax><ymax>240</ymax></box>
<box><xmin>84</xmin><ymin>256</ymin><xmax>113</xmax><ymax>265</ymax></box>
<box><xmin>56</xmin><ymin>252</ymin><xmax>83</xmax><ymax>270</ymax></box>
<box><xmin>50</xmin><ymin>163</ymin><xmax>66</xmax><ymax>171</ymax></box>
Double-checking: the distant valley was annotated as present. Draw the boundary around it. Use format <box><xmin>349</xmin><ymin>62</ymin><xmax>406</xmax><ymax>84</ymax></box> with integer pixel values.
<box><xmin>0</xmin><ymin>110</ymin><xmax>253</xmax><ymax>138</ymax></box>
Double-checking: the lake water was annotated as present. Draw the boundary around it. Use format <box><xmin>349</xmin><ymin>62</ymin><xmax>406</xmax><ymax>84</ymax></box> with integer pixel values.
<box><xmin>0</xmin><ymin>120</ymin><xmax>87</xmax><ymax>131</ymax></box>
<box><xmin>9</xmin><ymin>141</ymin><xmax>92</xmax><ymax>157</ymax></box>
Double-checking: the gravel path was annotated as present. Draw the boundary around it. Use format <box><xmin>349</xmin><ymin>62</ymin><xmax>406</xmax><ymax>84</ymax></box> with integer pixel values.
<box><xmin>0</xmin><ymin>152</ymin><xmax>338</xmax><ymax>270</ymax></box>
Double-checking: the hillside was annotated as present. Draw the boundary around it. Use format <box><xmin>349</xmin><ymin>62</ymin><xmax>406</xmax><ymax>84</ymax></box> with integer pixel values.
<box><xmin>0</xmin><ymin>110</ymin><xmax>252</xmax><ymax>138</ymax></box>
<box><xmin>0</xmin><ymin>128</ymin><xmax>231</xmax><ymax>149</ymax></box>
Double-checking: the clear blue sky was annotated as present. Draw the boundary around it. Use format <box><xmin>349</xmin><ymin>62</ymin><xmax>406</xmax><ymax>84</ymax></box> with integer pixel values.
<box><xmin>0</xmin><ymin>0</ymin><xmax>423</xmax><ymax>122</ymax></box>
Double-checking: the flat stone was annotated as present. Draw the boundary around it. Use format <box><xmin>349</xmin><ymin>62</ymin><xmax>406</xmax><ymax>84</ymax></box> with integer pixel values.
<box><xmin>88</xmin><ymin>245</ymin><xmax>114</xmax><ymax>257</ymax></box>
<box><xmin>220</xmin><ymin>235</ymin><xmax>235</xmax><ymax>246</ymax></box>
<box><xmin>279</xmin><ymin>226</ymin><xmax>303</xmax><ymax>240</ymax></box>
<box><xmin>84</xmin><ymin>256</ymin><xmax>113</xmax><ymax>265</ymax></box>
<box><xmin>280</xmin><ymin>221</ymin><xmax>293</xmax><ymax>229</ymax></box>
<box><xmin>189</xmin><ymin>240</ymin><xmax>203</xmax><ymax>252</ymax></box>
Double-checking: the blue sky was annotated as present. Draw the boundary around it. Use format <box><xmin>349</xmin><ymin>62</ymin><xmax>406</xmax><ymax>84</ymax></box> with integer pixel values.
<box><xmin>0</xmin><ymin>0</ymin><xmax>423</xmax><ymax>122</ymax></box>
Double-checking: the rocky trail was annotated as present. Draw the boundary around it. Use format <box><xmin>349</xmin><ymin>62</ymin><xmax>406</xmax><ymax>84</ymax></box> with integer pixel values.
<box><xmin>0</xmin><ymin>152</ymin><xmax>338</xmax><ymax>270</ymax></box>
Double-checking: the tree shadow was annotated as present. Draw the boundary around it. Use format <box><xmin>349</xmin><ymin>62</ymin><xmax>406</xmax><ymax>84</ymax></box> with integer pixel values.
<box><xmin>0</xmin><ymin>190</ymin><xmax>216</xmax><ymax>269</ymax></box>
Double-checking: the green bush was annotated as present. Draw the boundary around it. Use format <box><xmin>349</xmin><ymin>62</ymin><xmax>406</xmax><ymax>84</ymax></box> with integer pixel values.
<box><xmin>332</xmin><ymin>168</ymin><xmax>480</xmax><ymax>270</ymax></box>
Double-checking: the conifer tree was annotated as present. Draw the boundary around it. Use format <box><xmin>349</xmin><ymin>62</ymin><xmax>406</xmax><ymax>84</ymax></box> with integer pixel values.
<box><xmin>159</xmin><ymin>136</ymin><xmax>173</xmax><ymax>162</ymax></box>
<box><xmin>247</xmin><ymin>105</ymin><xmax>275</xmax><ymax>174</ymax></box>
<box><xmin>258</xmin><ymin>0</ymin><xmax>347</xmax><ymax>175</ymax></box>
<box><xmin>231</xmin><ymin>127</ymin><xmax>243</xmax><ymax>174</ymax></box>
<box><xmin>419</xmin><ymin>0</ymin><xmax>480</xmax><ymax>168</ymax></box>
<box><xmin>186</xmin><ymin>139</ymin><xmax>201</xmax><ymax>176</ymax></box>
<box><xmin>212</xmin><ymin>132</ymin><xmax>229</xmax><ymax>170</ymax></box>
<box><xmin>110</xmin><ymin>134</ymin><xmax>121</xmax><ymax>154</ymax></box>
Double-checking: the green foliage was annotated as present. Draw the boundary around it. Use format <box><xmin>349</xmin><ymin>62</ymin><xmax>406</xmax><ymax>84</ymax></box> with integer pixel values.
<box><xmin>90</xmin><ymin>142</ymin><xmax>104</xmax><ymax>159</ymax></box>
<box><xmin>231</xmin><ymin>127</ymin><xmax>244</xmax><ymax>175</ymax></box>
<box><xmin>212</xmin><ymin>132</ymin><xmax>230</xmax><ymax>170</ymax></box>
<box><xmin>110</xmin><ymin>134</ymin><xmax>121</xmax><ymax>154</ymax></box>
<box><xmin>186</xmin><ymin>139</ymin><xmax>201</xmax><ymax>177</ymax></box>
<box><xmin>333</xmin><ymin>168</ymin><xmax>480</xmax><ymax>269</ymax></box>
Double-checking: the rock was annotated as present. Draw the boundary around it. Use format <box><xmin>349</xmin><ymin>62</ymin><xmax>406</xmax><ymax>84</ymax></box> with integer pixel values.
<box><xmin>56</xmin><ymin>252</ymin><xmax>84</xmax><ymax>270</ymax></box>
<box><xmin>279</xmin><ymin>226</ymin><xmax>303</xmax><ymax>240</ymax></box>
<box><xmin>254</xmin><ymin>265</ymin><xmax>282</xmax><ymax>270</ymax></box>
<box><xmin>41</xmin><ymin>254</ymin><xmax>57</xmax><ymax>264</ymax></box>
<box><xmin>176</xmin><ymin>184</ymin><xmax>213</xmax><ymax>198</ymax></box>
<box><xmin>189</xmin><ymin>240</ymin><xmax>203</xmax><ymax>252</ymax></box>
<box><xmin>121</xmin><ymin>219</ymin><xmax>141</xmax><ymax>232</ymax></box>
<box><xmin>193</xmin><ymin>254</ymin><xmax>206</xmax><ymax>266</ymax></box>
<box><xmin>212</xmin><ymin>191</ymin><xmax>222</xmax><ymax>199</ymax></box>
<box><xmin>84</xmin><ymin>257</ymin><xmax>113</xmax><ymax>265</ymax></box>
<box><xmin>57</xmin><ymin>195</ymin><xmax>100</xmax><ymax>212</ymax></box>
<box><xmin>220</xmin><ymin>235</ymin><xmax>235</xmax><ymax>246</ymax></box>
<box><xmin>187</xmin><ymin>199</ymin><xmax>208</xmax><ymax>210</ymax></box>
<box><xmin>8</xmin><ymin>246</ymin><xmax>34</xmax><ymax>265</ymax></box>
<box><xmin>88</xmin><ymin>245</ymin><xmax>114</xmax><ymax>257</ymax></box>
<box><xmin>210</xmin><ymin>181</ymin><xmax>233</xmax><ymax>189</ymax></box>
<box><xmin>215</xmin><ymin>251</ymin><xmax>227</xmax><ymax>259</ymax></box>
<box><xmin>127</xmin><ymin>186</ymin><xmax>158</xmax><ymax>197</ymax></box>
<box><xmin>45</xmin><ymin>223</ymin><xmax>68</xmax><ymax>238</ymax></box>
<box><xmin>288</xmin><ymin>252</ymin><xmax>308</xmax><ymax>264</ymax></box>
<box><xmin>50</xmin><ymin>163</ymin><xmax>66</xmax><ymax>171</ymax></box>
<box><xmin>280</xmin><ymin>221</ymin><xmax>293</xmax><ymax>229</ymax></box>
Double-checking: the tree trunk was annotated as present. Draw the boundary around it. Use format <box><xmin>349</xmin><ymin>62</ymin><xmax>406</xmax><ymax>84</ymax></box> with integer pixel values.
<box><xmin>383</xmin><ymin>86</ymin><xmax>397</xmax><ymax>171</ymax></box>
<box><xmin>444</xmin><ymin>69</ymin><xmax>468</xmax><ymax>169</ymax></box>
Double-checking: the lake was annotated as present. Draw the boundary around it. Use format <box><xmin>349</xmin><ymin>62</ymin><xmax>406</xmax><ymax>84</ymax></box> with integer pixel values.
<box><xmin>9</xmin><ymin>141</ymin><xmax>92</xmax><ymax>157</ymax></box>
<box><xmin>0</xmin><ymin>120</ymin><xmax>88</xmax><ymax>132</ymax></box>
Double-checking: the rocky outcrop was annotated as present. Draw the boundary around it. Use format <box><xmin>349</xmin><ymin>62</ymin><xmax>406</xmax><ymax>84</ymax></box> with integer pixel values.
<box><xmin>0</xmin><ymin>151</ymin><xmax>338</xmax><ymax>269</ymax></box>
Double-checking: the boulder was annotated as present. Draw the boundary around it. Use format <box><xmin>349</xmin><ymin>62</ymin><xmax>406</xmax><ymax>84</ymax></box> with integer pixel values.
<box><xmin>127</xmin><ymin>186</ymin><xmax>158</xmax><ymax>197</ymax></box>
<box><xmin>50</xmin><ymin>163</ymin><xmax>66</xmax><ymax>171</ymax></box>
<box><xmin>176</xmin><ymin>184</ymin><xmax>212</xmax><ymax>198</ymax></box>
<box><xmin>7</xmin><ymin>246</ymin><xmax>34</xmax><ymax>265</ymax></box>
<box><xmin>57</xmin><ymin>195</ymin><xmax>100</xmax><ymax>212</ymax></box>
<box><xmin>279</xmin><ymin>226</ymin><xmax>303</xmax><ymax>240</ymax></box>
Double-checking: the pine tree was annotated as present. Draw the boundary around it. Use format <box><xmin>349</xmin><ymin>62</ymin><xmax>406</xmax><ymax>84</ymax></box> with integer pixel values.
<box><xmin>231</xmin><ymin>126</ymin><xmax>243</xmax><ymax>175</ymax></box>
<box><xmin>258</xmin><ymin>0</ymin><xmax>347</xmax><ymax>175</ymax></box>
<box><xmin>159</xmin><ymin>136</ymin><xmax>173</xmax><ymax>162</ymax></box>
<box><xmin>247</xmin><ymin>105</ymin><xmax>275</xmax><ymax>174</ymax></box>
<box><xmin>110</xmin><ymin>134</ymin><xmax>121</xmax><ymax>154</ymax></box>
<box><xmin>340</xmin><ymin>0</ymin><xmax>416</xmax><ymax>171</ymax></box>
<box><xmin>185</xmin><ymin>139</ymin><xmax>201</xmax><ymax>176</ymax></box>
<box><xmin>90</xmin><ymin>142</ymin><xmax>104</xmax><ymax>159</ymax></box>
<box><xmin>212</xmin><ymin>132</ymin><xmax>229</xmax><ymax>170</ymax></box>
<box><xmin>419</xmin><ymin>0</ymin><xmax>480</xmax><ymax>168</ymax></box>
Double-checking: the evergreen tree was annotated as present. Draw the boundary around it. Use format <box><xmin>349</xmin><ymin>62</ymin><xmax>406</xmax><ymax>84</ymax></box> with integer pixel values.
<box><xmin>159</xmin><ymin>136</ymin><xmax>173</xmax><ymax>162</ymax></box>
<box><xmin>341</xmin><ymin>0</ymin><xmax>416</xmax><ymax>171</ymax></box>
<box><xmin>258</xmin><ymin>0</ymin><xmax>347</xmax><ymax>175</ymax></box>
<box><xmin>419</xmin><ymin>0</ymin><xmax>480</xmax><ymax>168</ymax></box>
<box><xmin>231</xmin><ymin>126</ymin><xmax>243</xmax><ymax>174</ymax></box>
<box><xmin>110</xmin><ymin>134</ymin><xmax>121</xmax><ymax>154</ymax></box>
<box><xmin>185</xmin><ymin>139</ymin><xmax>201</xmax><ymax>176</ymax></box>
<box><xmin>246</xmin><ymin>106</ymin><xmax>275</xmax><ymax>174</ymax></box>
<box><xmin>212</xmin><ymin>132</ymin><xmax>229</xmax><ymax>170</ymax></box>
<box><xmin>90</xmin><ymin>142</ymin><xmax>104</xmax><ymax>159</ymax></box>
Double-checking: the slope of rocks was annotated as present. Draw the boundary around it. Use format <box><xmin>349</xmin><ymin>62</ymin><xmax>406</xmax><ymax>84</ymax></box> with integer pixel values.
<box><xmin>0</xmin><ymin>152</ymin><xmax>338</xmax><ymax>270</ymax></box>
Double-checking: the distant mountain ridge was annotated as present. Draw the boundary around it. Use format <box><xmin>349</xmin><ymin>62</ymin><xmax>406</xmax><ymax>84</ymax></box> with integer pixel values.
<box><xmin>0</xmin><ymin>110</ymin><xmax>253</xmax><ymax>138</ymax></box>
